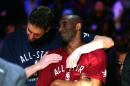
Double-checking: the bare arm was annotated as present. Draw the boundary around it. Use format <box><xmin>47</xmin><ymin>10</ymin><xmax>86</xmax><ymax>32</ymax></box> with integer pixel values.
<box><xmin>79</xmin><ymin>35</ymin><xmax>114</xmax><ymax>54</ymax></box>
<box><xmin>66</xmin><ymin>35</ymin><xmax>114</xmax><ymax>68</ymax></box>
<box><xmin>25</xmin><ymin>53</ymin><xmax>62</xmax><ymax>78</ymax></box>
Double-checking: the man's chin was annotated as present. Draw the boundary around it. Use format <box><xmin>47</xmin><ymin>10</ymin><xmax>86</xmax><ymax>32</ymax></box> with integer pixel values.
<box><xmin>29</xmin><ymin>40</ymin><xmax>35</xmax><ymax>43</ymax></box>
<box><xmin>62</xmin><ymin>39</ymin><xmax>70</xmax><ymax>47</ymax></box>
<box><xmin>28</xmin><ymin>38</ymin><xmax>37</xmax><ymax>42</ymax></box>
<box><xmin>28</xmin><ymin>39</ymin><xmax>40</xmax><ymax>47</ymax></box>
<box><xmin>29</xmin><ymin>41</ymin><xmax>38</xmax><ymax>47</ymax></box>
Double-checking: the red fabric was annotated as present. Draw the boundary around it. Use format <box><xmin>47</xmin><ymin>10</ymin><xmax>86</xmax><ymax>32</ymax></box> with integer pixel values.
<box><xmin>36</xmin><ymin>48</ymin><xmax>107</xmax><ymax>86</ymax></box>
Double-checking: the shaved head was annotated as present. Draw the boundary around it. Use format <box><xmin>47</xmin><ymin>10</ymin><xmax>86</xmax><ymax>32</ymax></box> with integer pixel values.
<box><xmin>61</xmin><ymin>15</ymin><xmax>82</xmax><ymax>24</ymax></box>
<box><xmin>59</xmin><ymin>15</ymin><xmax>83</xmax><ymax>43</ymax></box>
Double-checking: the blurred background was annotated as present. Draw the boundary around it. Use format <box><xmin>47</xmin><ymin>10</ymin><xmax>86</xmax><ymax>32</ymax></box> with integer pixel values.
<box><xmin>0</xmin><ymin>0</ymin><xmax>130</xmax><ymax>85</ymax></box>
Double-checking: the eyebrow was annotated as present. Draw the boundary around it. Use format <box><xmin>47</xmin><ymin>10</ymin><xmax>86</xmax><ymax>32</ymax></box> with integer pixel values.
<box><xmin>27</xmin><ymin>27</ymin><xmax>40</xmax><ymax>35</ymax></box>
<box><xmin>27</xmin><ymin>27</ymin><xmax>32</xmax><ymax>33</ymax></box>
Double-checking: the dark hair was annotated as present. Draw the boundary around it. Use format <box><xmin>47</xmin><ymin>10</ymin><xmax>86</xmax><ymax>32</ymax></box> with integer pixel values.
<box><xmin>28</xmin><ymin>6</ymin><xmax>54</xmax><ymax>30</ymax></box>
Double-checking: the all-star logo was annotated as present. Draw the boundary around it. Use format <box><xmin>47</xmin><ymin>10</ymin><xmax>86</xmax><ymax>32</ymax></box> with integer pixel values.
<box><xmin>65</xmin><ymin>71</ymin><xmax>70</xmax><ymax>81</ymax></box>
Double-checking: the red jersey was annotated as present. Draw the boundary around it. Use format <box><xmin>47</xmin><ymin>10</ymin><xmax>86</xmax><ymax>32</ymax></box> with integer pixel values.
<box><xmin>37</xmin><ymin>48</ymin><xmax>108</xmax><ymax>86</ymax></box>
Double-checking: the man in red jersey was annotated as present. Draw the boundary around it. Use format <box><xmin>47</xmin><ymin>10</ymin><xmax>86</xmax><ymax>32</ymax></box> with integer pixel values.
<box><xmin>36</xmin><ymin>15</ymin><xmax>108</xmax><ymax>86</ymax></box>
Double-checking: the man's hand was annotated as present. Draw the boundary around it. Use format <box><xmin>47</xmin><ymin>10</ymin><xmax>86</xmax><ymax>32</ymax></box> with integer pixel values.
<box><xmin>94</xmin><ymin>35</ymin><xmax>114</xmax><ymax>49</ymax></box>
<box><xmin>36</xmin><ymin>52</ymin><xmax>62</xmax><ymax>71</ymax></box>
<box><xmin>25</xmin><ymin>52</ymin><xmax>62</xmax><ymax>78</ymax></box>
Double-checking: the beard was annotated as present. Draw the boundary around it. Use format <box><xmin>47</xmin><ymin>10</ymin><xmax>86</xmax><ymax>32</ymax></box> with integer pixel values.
<box><xmin>61</xmin><ymin>28</ymin><xmax>76</xmax><ymax>46</ymax></box>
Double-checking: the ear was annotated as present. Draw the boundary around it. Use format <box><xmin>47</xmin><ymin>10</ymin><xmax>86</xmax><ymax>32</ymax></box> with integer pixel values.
<box><xmin>76</xmin><ymin>23</ymin><xmax>82</xmax><ymax>31</ymax></box>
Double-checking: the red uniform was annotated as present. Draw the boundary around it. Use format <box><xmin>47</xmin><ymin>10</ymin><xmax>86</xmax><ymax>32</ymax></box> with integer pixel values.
<box><xmin>37</xmin><ymin>48</ymin><xmax>107</xmax><ymax>86</ymax></box>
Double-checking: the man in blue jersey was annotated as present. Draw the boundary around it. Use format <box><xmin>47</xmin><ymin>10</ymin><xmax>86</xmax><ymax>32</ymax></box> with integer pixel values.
<box><xmin>0</xmin><ymin>6</ymin><xmax>114</xmax><ymax>86</ymax></box>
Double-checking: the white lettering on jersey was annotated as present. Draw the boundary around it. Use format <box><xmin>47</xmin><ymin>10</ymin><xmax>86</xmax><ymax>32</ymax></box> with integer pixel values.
<box><xmin>83</xmin><ymin>32</ymin><xmax>90</xmax><ymax>38</ymax></box>
<box><xmin>54</xmin><ymin>65</ymin><xmax>84</xmax><ymax>76</ymax></box>
<box><xmin>24</xmin><ymin>54</ymin><xmax>29</xmax><ymax>61</ymax></box>
<box><xmin>74</xmin><ymin>64</ymin><xmax>79</xmax><ymax>71</ymax></box>
<box><xmin>28</xmin><ymin>52</ymin><xmax>32</xmax><ymax>60</ymax></box>
<box><xmin>36</xmin><ymin>51</ymin><xmax>40</xmax><ymax>58</ymax></box>
<box><xmin>40</xmin><ymin>51</ymin><xmax>44</xmax><ymax>58</ymax></box>
<box><xmin>57</xmin><ymin>66</ymin><xmax>61</xmax><ymax>74</ymax></box>
<box><xmin>61</xmin><ymin>65</ymin><xmax>65</xmax><ymax>72</ymax></box>
<box><xmin>20</xmin><ymin>56</ymin><xmax>25</xmax><ymax>63</ymax></box>
<box><xmin>65</xmin><ymin>72</ymin><xmax>70</xmax><ymax>81</ymax></box>
<box><xmin>54</xmin><ymin>65</ymin><xmax>65</xmax><ymax>76</ymax></box>
<box><xmin>78</xmin><ymin>66</ymin><xmax>84</xmax><ymax>73</ymax></box>
<box><xmin>54</xmin><ymin>69</ymin><xmax>59</xmax><ymax>76</ymax></box>
<box><xmin>102</xmin><ymin>70</ymin><xmax>107</xmax><ymax>78</ymax></box>
<box><xmin>71</xmin><ymin>65</ymin><xmax>84</xmax><ymax>73</ymax></box>
<box><xmin>20</xmin><ymin>51</ymin><xmax>46</xmax><ymax>63</ymax></box>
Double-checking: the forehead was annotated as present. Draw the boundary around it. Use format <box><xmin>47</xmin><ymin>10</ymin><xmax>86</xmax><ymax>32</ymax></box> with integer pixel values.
<box><xmin>27</xmin><ymin>23</ymin><xmax>45</xmax><ymax>34</ymax></box>
<box><xmin>60</xmin><ymin>17</ymin><xmax>70</xmax><ymax>24</ymax></box>
<box><xmin>60</xmin><ymin>15</ymin><xmax>81</xmax><ymax>25</ymax></box>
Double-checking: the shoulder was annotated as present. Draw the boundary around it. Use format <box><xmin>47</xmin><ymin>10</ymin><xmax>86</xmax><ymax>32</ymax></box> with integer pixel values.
<box><xmin>3</xmin><ymin>29</ymin><xmax>26</xmax><ymax>45</ymax></box>
<box><xmin>7</xmin><ymin>28</ymin><xmax>25</xmax><ymax>38</ymax></box>
<box><xmin>91</xmin><ymin>49</ymin><xmax>107</xmax><ymax>56</ymax></box>
<box><xmin>82</xmin><ymin>32</ymin><xmax>95</xmax><ymax>43</ymax></box>
<box><xmin>83</xmin><ymin>49</ymin><xmax>107</xmax><ymax>64</ymax></box>
<box><xmin>49</xmin><ymin>48</ymin><xmax>65</xmax><ymax>54</ymax></box>
<box><xmin>85</xmin><ymin>49</ymin><xmax>107</xmax><ymax>57</ymax></box>
<box><xmin>4</xmin><ymin>28</ymin><xmax>25</xmax><ymax>41</ymax></box>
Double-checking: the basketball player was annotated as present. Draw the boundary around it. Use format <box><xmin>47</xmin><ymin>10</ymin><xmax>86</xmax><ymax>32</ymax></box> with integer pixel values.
<box><xmin>37</xmin><ymin>15</ymin><xmax>108</xmax><ymax>86</ymax></box>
